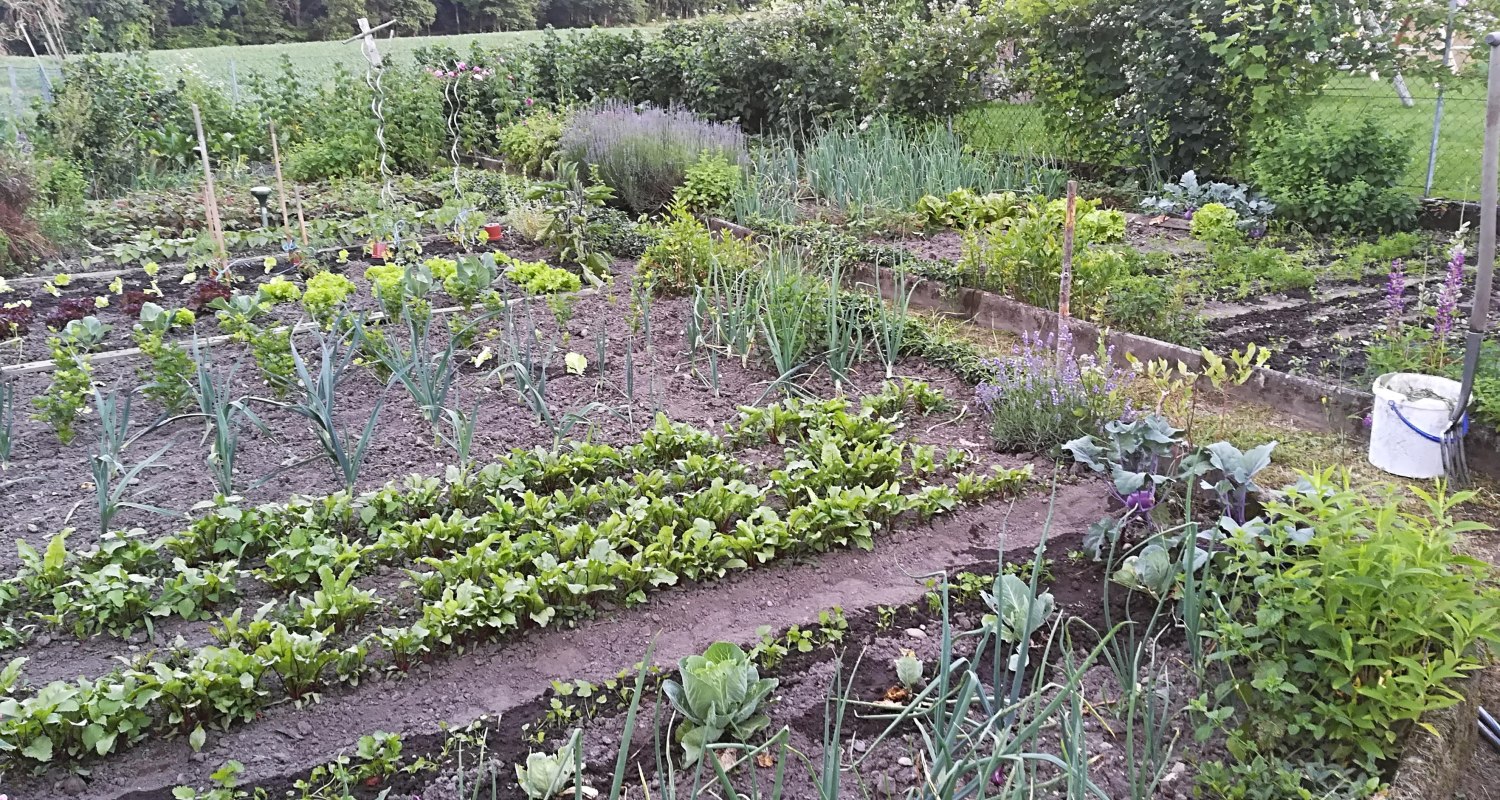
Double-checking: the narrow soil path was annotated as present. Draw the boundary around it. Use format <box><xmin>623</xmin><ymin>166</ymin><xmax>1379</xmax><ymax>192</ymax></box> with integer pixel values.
<box><xmin>8</xmin><ymin>481</ymin><xmax>1105</xmax><ymax>800</ymax></box>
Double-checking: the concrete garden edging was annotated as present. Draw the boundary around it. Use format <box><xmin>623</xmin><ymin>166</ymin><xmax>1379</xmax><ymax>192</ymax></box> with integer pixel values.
<box><xmin>844</xmin><ymin>263</ymin><xmax>1500</xmax><ymax>479</ymax></box>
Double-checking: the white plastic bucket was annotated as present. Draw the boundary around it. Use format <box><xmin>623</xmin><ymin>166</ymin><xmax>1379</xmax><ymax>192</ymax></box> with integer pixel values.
<box><xmin>1369</xmin><ymin>372</ymin><xmax>1465</xmax><ymax>479</ymax></box>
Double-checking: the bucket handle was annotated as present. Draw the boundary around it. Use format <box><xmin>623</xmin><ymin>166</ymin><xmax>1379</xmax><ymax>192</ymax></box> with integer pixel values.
<box><xmin>1388</xmin><ymin>400</ymin><xmax>1469</xmax><ymax>444</ymax></box>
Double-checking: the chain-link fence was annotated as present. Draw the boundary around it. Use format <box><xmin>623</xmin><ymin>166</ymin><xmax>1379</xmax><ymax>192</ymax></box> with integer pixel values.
<box><xmin>961</xmin><ymin>70</ymin><xmax>1493</xmax><ymax>203</ymax></box>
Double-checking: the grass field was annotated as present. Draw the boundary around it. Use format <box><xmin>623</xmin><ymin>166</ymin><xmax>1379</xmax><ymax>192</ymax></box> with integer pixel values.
<box><xmin>957</xmin><ymin>74</ymin><xmax>1489</xmax><ymax>201</ymax></box>
<box><xmin>0</xmin><ymin>26</ymin><xmax>630</xmax><ymax>108</ymax></box>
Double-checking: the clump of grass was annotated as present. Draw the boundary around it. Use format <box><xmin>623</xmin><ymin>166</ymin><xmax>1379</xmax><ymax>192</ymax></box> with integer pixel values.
<box><xmin>802</xmin><ymin>117</ymin><xmax>1065</xmax><ymax>215</ymax></box>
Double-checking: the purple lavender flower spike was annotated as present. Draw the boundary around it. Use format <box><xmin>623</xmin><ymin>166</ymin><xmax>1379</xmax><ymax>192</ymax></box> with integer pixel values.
<box><xmin>1385</xmin><ymin>259</ymin><xmax>1407</xmax><ymax>332</ymax></box>
<box><xmin>1435</xmin><ymin>242</ymin><xmax>1465</xmax><ymax>339</ymax></box>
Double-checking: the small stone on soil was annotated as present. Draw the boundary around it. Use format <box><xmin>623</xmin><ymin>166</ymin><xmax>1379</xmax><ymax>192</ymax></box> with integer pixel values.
<box><xmin>904</xmin><ymin>628</ymin><xmax>927</xmax><ymax>639</ymax></box>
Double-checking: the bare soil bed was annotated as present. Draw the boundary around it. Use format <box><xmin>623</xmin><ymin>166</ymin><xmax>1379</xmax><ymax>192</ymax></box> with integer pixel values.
<box><xmin>1</xmin><ymin>246</ymin><xmax>1139</xmax><ymax>799</ymax></box>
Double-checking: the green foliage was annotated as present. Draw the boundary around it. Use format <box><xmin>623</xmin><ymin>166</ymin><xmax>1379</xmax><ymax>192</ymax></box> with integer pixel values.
<box><xmin>1248</xmin><ymin>113</ymin><xmax>1418</xmax><ymax>233</ymax></box>
<box><xmin>32</xmin><ymin>337</ymin><xmax>93</xmax><ymax>445</ymax></box>
<box><xmin>256</xmin><ymin>276</ymin><xmax>301</xmax><ymax>304</ymax></box>
<box><xmin>673</xmin><ymin>151</ymin><xmax>742</xmax><ymax>215</ymax></box>
<box><xmin>958</xmin><ymin>196</ymin><xmax>1128</xmax><ymax>316</ymax></box>
<box><xmin>134</xmin><ymin>304</ymin><xmax>195</xmax><ymax>414</ymax></box>
<box><xmin>916</xmin><ymin>188</ymin><xmax>1021</xmax><ymax>229</ymax></box>
<box><xmin>499</xmin><ymin>109</ymin><xmax>568</xmax><ymax>176</ymax></box>
<box><xmin>1207</xmin><ymin>471</ymin><xmax>1500</xmax><ymax>771</ymax></box>
<box><xmin>638</xmin><ymin>203</ymin><xmax>757</xmax><ymax>294</ymax></box>
<box><xmin>301</xmin><ymin>271</ymin><xmax>357</xmax><ymax>327</ymax></box>
<box><xmin>1011</xmin><ymin>0</ymin><xmax>1380</xmax><ymax>175</ymax></box>
<box><xmin>524</xmin><ymin>160</ymin><xmax>616</xmax><ymax>280</ymax></box>
<box><xmin>531</xmin><ymin>2</ymin><xmax>998</xmax><ymax>131</ymax></box>
<box><xmin>1190</xmin><ymin>202</ymin><xmax>1241</xmax><ymax>243</ymax></box>
<box><xmin>505</xmin><ymin>256</ymin><xmax>583</xmax><ymax>295</ymax></box>
<box><xmin>661</xmin><ymin>642</ymin><xmax>777</xmax><ymax>764</ymax></box>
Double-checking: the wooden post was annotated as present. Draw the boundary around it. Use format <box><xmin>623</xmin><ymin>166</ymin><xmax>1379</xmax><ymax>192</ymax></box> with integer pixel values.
<box><xmin>269</xmin><ymin>121</ymin><xmax>292</xmax><ymax>239</ymax></box>
<box><xmin>294</xmin><ymin>190</ymin><xmax>309</xmax><ymax>247</ymax></box>
<box><xmin>1059</xmin><ymin>179</ymin><xmax>1077</xmax><ymax>320</ymax></box>
<box><xmin>191</xmin><ymin>103</ymin><xmax>230</xmax><ymax>277</ymax></box>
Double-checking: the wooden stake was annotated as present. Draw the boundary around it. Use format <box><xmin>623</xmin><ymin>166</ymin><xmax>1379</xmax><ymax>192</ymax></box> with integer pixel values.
<box><xmin>191</xmin><ymin>103</ymin><xmax>230</xmax><ymax>277</ymax></box>
<box><xmin>269</xmin><ymin>120</ymin><xmax>292</xmax><ymax>241</ymax></box>
<box><xmin>1059</xmin><ymin>180</ymin><xmax>1077</xmax><ymax>319</ymax></box>
<box><xmin>294</xmin><ymin>189</ymin><xmax>309</xmax><ymax>247</ymax></box>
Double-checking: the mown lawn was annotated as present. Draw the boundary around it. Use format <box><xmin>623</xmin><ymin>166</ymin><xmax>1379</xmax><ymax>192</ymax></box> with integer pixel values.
<box><xmin>957</xmin><ymin>74</ymin><xmax>1488</xmax><ymax>201</ymax></box>
<box><xmin>0</xmin><ymin>26</ymin><xmax>636</xmax><ymax>108</ymax></box>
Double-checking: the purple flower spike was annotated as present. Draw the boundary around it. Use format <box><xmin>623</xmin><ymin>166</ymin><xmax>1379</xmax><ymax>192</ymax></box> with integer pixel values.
<box><xmin>1386</xmin><ymin>259</ymin><xmax>1407</xmax><ymax>332</ymax></box>
<box><xmin>1435</xmin><ymin>242</ymin><xmax>1465</xmax><ymax>339</ymax></box>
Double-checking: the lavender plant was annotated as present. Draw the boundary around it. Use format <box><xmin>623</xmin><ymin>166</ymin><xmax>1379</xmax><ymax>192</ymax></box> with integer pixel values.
<box><xmin>975</xmin><ymin>328</ymin><xmax>1132</xmax><ymax>452</ymax></box>
<box><xmin>558</xmin><ymin>101</ymin><xmax>747</xmax><ymax>214</ymax></box>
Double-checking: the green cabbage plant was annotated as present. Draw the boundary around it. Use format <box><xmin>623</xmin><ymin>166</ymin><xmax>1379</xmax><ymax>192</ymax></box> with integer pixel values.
<box><xmin>662</xmin><ymin>642</ymin><xmax>778</xmax><ymax>764</ymax></box>
<box><xmin>516</xmin><ymin>732</ymin><xmax>580</xmax><ymax>799</ymax></box>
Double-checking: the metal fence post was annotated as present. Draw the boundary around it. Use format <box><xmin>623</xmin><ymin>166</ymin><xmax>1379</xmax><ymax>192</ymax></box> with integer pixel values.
<box><xmin>36</xmin><ymin>65</ymin><xmax>51</xmax><ymax>103</ymax></box>
<box><xmin>1425</xmin><ymin>0</ymin><xmax>1461</xmax><ymax>197</ymax></box>
<box><xmin>8</xmin><ymin>66</ymin><xmax>19</xmax><ymax>123</ymax></box>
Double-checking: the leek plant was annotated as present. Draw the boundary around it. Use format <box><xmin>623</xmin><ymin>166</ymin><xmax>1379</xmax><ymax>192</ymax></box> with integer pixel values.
<box><xmin>90</xmin><ymin>388</ymin><xmax>181</xmax><ymax>536</ymax></box>
<box><xmin>190</xmin><ymin>341</ymin><xmax>267</xmax><ymax>496</ymax></box>
<box><xmin>254</xmin><ymin>318</ymin><xmax>386</xmax><ymax>490</ymax></box>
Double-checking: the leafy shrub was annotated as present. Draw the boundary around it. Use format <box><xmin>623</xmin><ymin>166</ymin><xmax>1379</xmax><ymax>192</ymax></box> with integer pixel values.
<box><xmin>1248</xmin><ymin>113</ymin><xmax>1417</xmax><ymax>233</ymax></box>
<box><xmin>528</xmin><ymin>2</ymin><xmax>996</xmax><ymax>132</ymax></box>
<box><xmin>1190</xmin><ymin>202</ymin><xmax>1240</xmax><ymax>243</ymax></box>
<box><xmin>558</xmin><ymin>101</ymin><xmax>747</xmax><ymax>214</ymax></box>
<box><xmin>1104</xmin><ymin>272</ymin><xmax>1202</xmax><ymax>344</ymax></box>
<box><xmin>1013</xmin><ymin>0</ymin><xmax>1372</xmax><ymax>175</ymax></box>
<box><xmin>498</xmin><ymin>109</ymin><xmax>568</xmax><ymax>176</ymax></box>
<box><xmin>957</xmin><ymin>196</ymin><xmax>1128</xmax><ymax>316</ymax></box>
<box><xmin>638</xmin><ymin>203</ymin><xmax>758</xmax><ymax>294</ymax></box>
<box><xmin>673</xmin><ymin>151</ymin><xmax>741</xmax><ymax>215</ymax></box>
<box><xmin>1209</xmin><ymin>471</ymin><xmax>1500</xmax><ymax>771</ymax></box>
<box><xmin>285</xmin><ymin>132</ymin><xmax>375</xmax><ymax>183</ymax></box>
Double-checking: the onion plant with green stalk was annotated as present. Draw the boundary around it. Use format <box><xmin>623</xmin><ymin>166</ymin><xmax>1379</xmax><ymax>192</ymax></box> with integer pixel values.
<box><xmin>822</xmin><ymin>259</ymin><xmax>865</xmax><ymax>394</ymax></box>
<box><xmin>706</xmin><ymin>258</ymin><xmax>762</xmax><ymax>367</ymax></box>
<box><xmin>0</xmin><ymin>377</ymin><xmax>13</xmax><ymax>467</ymax></box>
<box><xmin>868</xmin><ymin>264</ymin><xmax>914</xmax><ymax>380</ymax></box>
<box><xmin>756</xmin><ymin>249</ymin><xmax>818</xmax><ymax>401</ymax></box>
<box><xmin>89</xmin><ymin>388</ymin><xmax>182</xmax><ymax>537</ymax></box>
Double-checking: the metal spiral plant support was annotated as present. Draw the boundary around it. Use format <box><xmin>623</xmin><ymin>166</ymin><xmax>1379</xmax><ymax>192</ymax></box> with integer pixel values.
<box><xmin>368</xmin><ymin>63</ymin><xmax>393</xmax><ymax>209</ymax></box>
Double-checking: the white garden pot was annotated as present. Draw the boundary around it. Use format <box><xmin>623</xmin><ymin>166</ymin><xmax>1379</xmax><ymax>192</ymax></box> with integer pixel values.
<box><xmin>1368</xmin><ymin>372</ymin><xmax>1465</xmax><ymax>479</ymax></box>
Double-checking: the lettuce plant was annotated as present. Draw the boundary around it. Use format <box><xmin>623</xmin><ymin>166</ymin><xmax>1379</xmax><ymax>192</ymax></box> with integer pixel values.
<box><xmin>662</xmin><ymin>642</ymin><xmax>778</xmax><ymax>764</ymax></box>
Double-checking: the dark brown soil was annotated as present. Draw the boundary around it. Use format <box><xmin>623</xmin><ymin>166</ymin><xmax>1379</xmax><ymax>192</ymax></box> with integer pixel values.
<box><xmin>202</xmin><ymin>535</ymin><xmax>1213</xmax><ymax>800</ymax></box>
<box><xmin>5</xmin><ymin>482</ymin><xmax>1112</xmax><ymax>799</ymax></box>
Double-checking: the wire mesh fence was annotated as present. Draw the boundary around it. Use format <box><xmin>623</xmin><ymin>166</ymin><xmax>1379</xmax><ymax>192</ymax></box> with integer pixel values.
<box><xmin>958</xmin><ymin>72</ymin><xmax>1493</xmax><ymax>203</ymax></box>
